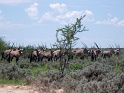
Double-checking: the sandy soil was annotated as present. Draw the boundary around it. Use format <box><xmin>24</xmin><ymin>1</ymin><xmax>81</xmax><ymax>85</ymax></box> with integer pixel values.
<box><xmin>0</xmin><ymin>84</ymin><xmax>64</xmax><ymax>93</ymax></box>
<box><xmin>0</xmin><ymin>84</ymin><xmax>38</xmax><ymax>93</ymax></box>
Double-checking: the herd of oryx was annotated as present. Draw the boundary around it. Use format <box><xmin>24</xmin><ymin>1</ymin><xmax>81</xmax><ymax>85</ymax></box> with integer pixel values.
<box><xmin>0</xmin><ymin>42</ymin><xmax>121</xmax><ymax>63</ymax></box>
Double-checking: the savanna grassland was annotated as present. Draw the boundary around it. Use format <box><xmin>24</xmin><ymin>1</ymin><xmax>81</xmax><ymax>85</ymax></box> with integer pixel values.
<box><xmin>0</xmin><ymin>39</ymin><xmax>124</xmax><ymax>93</ymax></box>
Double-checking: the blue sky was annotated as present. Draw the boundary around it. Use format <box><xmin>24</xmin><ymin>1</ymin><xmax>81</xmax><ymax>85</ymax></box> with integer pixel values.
<box><xmin>0</xmin><ymin>0</ymin><xmax>124</xmax><ymax>48</ymax></box>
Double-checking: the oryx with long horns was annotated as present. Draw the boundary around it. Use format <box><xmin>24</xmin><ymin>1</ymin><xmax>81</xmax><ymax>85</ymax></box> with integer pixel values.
<box><xmin>101</xmin><ymin>45</ymin><xmax>114</xmax><ymax>59</ymax></box>
<box><xmin>90</xmin><ymin>42</ymin><xmax>101</xmax><ymax>61</ymax></box>
<box><xmin>114</xmin><ymin>43</ymin><xmax>121</xmax><ymax>55</ymax></box>
<box><xmin>7</xmin><ymin>46</ymin><xmax>24</xmax><ymax>63</ymax></box>
<box><xmin>72</xmin><ymin>42</ymin><xmax>90</xmax><ymax>60</ymax></box>
<box><xmin>1</xmin><ymin>42</ymin><xmax>14</xmax><ymax>61</ymax></box>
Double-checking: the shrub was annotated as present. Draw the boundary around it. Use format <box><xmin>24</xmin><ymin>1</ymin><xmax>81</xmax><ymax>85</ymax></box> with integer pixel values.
<box><xmin>0</xmin><ymin>37</ymin><xmax>8</xmax><ymax>52</ymax></box>
<box><xmin>0</xmin><ymin>63</ymin><xmax>32</xmax><ymax>81</ymax></box>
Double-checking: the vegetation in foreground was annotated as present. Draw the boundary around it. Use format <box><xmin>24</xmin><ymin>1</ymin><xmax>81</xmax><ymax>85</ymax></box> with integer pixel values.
<box><xmin>0</xmin><ymin>54</ymin><xmax>124</xmax><ymax>93</ymax></box>
<box><xmin>0</xmin><ymin>39</ymin><xmax>124</xmax><ymax>93</ymax></box>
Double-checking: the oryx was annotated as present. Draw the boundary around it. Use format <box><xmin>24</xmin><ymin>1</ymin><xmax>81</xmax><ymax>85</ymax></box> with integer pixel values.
<box><xmin>90</xmin><ymin>42</ymin><xmax>101</xmax><ymax>61</ymax></box>
<box><xmin>101</xmin><ymin>45</ymin><xmax>114</xmax><ymax>59</ymax></box>
<box><xmin>7</xmin><ymin>47</ymin><xmax>24</xmax><ymax>63</ymax></box>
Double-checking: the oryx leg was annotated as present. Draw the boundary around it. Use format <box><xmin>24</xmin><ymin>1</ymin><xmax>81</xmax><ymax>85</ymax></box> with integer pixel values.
<box><xmin>30</xmin><ymin>58</ymin><xmax>32</xmax><ymax>63</ymax></box>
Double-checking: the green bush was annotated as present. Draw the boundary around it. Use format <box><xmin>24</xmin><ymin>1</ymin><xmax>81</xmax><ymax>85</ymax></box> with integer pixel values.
<box><xmin>0</xmin><ymin>37</ymin><xmax>8</xmax><ymax>52</ymax></box>
<box><xmin>0</xmin><ymin>63</ymin><xmax>31</xmax><ymax>80</ymax></box>
<box><xmin>70</xmin><ymin>63</ymin><xmax>83</xmax><ymax>70</ymax></box>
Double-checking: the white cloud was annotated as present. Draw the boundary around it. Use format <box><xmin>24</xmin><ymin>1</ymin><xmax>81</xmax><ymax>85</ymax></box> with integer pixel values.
<box><xmin>118</xmin><ymin>20</ymin><xmax>124</xmax><ymax>26</ymax></box>
<box><xmin>38</xmin><ymin>3</ymin><xmax>94</xmax><ymax>24</ymax></box>
<box><xmin>56</xmin><ymin>10</ymin><xmax>93</xmax><ymax>24</ymax></box>
<box><xmin>25</xmin><ymin>2</ymin><xmax>39</xmax><ymax>19</ymax></box>
<box><xmin>0</xmin><ymin>0</ymin><xmax>34</xmax><ymax>4</ymax></box>
<box><xmin>50</xmin><ymin>3</ymin><xmax>68</xmax><ymax>13</ymax></box>
<box><xmin>39</xmin><ymin>12</ymin><xmax>54</xmax><ymax>23</ymax></box>
<box><xmin>85</xmin><ymin>10</ymin><xmax>93</xmax><ymax>16</ymax></box>
<box><xmin>95</xmin><ymin>17</ymin><xmax>124</xmax><ymax>26</ymax></box>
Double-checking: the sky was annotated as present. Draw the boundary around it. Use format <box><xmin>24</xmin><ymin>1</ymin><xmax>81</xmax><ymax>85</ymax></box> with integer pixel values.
<box><xmin>0</xmin><ymin>0</ymin><xmax>124</xmax><ymax>48</ymax></box>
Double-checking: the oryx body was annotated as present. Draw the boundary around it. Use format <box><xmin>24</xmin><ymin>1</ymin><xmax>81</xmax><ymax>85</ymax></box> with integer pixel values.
<box><xmin>90</xmin><ymin>42</ymin><xmax>101</xmax><ymax>61</ymax></box>
<box><xmin>90</xmin><ymin>49</ymin><xmax>101</xmax><ymax>61</ymax></box>
<box><xmin>1</xmin><ymin>49</ymin><xmax>12</xmax><ymax>60</ymax></box>
<box><xmin>72</xmin><ymin>48</ymin><xmax>89</xmax><ymax>59</ymax></box>
<box><xmin>53</xmin><ymin>49</ymin><xmax>62</xmax><ymax>61</ymax></box>
<box><xmin>28</xmin><ymin>49</ymin><xmax>40</xmax><ymax>63</ymax></box>
<box><xmin>8</xmin><ymin>48</ymin><xmax>23</xmax><ymax>63</ymax></box>
<box><xmin>101</xmin><ymin>49</ymin><xmax>114</xmax><ymax>59</ymax></box>
<box><xmin>38</xmin><ymin>49</ymin><xmax>53</xmax><ymax>62</ymax></box>
<box><xmin>44</xmin><ymin>50</ymin><xmax>53</xmax><ymax>61</ymax></box>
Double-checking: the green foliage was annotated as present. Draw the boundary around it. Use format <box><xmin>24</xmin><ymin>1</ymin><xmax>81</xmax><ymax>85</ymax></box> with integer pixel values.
<box><xmin>29</xmin><ymin>64</ymin><xmax>47</xmax><ymax>76</ymax></box>
<box><xmin>69</xmin><ymin>63</ymin><xmax>83</xmax><ymax>70</ymax></box>
<box><xmin>114</xmin><ymin>62</ymin><xmax>122</xmax><ymax>73</ymax></box>
<box><xmin>0</xmin><ymin>79</ymin><xmax>27</xmax><ymax>85</ymax></box>
<box><xmin>0</xmin><ymin>37</ymin><xmax>8</xmax><ymax>52</ymax></box>
<box><xmin>56</xmin><ymin>15</ymin><xmax>87</xmax><ymax>49</ymax></box>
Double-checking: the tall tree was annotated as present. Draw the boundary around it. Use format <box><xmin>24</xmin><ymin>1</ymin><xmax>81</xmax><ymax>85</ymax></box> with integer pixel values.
<box><xmin>56</xmin><ymin>15</ymin><xmax>87</xmax><ymax>49</ymax></box>
<box><xmin>56</xmin><ymin>15</ymin><xmax>88</xmax><ymax>74</ymax></box>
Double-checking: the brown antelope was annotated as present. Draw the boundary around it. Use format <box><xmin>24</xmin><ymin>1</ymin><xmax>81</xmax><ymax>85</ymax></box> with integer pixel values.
<box><xmin>43</xmin><ymin>50</ymin><xmax>53</xmax><ymax>61</ymax></box>
<box><xmin>52</xmin><ymin>42</ymin><xmax>66</xmax><ymax>61</ymax></box>
<box><xmin>38</xmin><ymin>43</ymin><xmax>53</xmax><ymax>62</ymax></box>
<box><xmin>38</xmin><ymin>49</ymin><xmax>53</xmax><ymax>62</ymax></box>
<box><xmin>28</xmin><ymin>49</ymin><xmax>41</xmax><ymax>63</ymax></box>
<box><xmin>1</xmin><ymin>43</ymin><xmax>14</xmax><ymax>61</ymax></box>
<box><xmin>53</xmin><ymin>48</ymin><xmax>63</xmax><ymax>61</ymax></box>
<box><xmin>114</xmin><ymin>44</ymin><xmax>121</xmax><ymax>56</ymax></box>
<box><xmin>114</xmin><ymin>49</ymin><xmax>121</xmax><ymax>55</ymax></box>
<box><xmin>1</xmin><ymin>48</ymin><xmax>12</xmax><ymax>60</ymax></box>
<box><xmin>8</xmin><ymin>48</ymin><xmax>24</xmax><ymax>63</ymax></box>
<box><xmin>72</xmin><ymin>43</ymin><xmax>90</xmax><ymax>60</ymax></box>
<box><xmin>90</xmin><ymin>42</ymin><xmax>101</xmax><ymax>61</ymax></box>
<box><xmin>101</xmin><ymin>45</ymin><xmax>114</xmax><ymax>59</ymax></box>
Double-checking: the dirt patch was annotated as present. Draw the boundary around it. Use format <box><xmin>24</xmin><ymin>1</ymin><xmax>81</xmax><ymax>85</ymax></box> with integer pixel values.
<box><xmin>0</xmin><ymin>84</ymin><xmax>38</xmax><ymax>93</ymax></box>
<box><xmin>0</xmin><ymin>84</ymin><xmax>64</xmax><ymax>93</ymax></box>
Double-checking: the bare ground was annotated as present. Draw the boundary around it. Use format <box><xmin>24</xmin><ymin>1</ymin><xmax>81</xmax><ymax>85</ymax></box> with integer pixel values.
<box><xmin>0</xmin><ymin>84</ymin><xmax>64</xmax><ymax>93</ymax></box>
